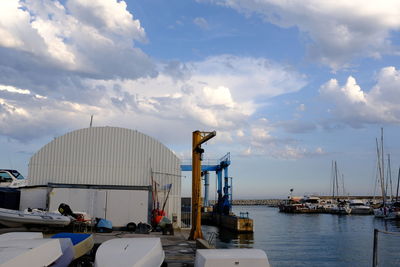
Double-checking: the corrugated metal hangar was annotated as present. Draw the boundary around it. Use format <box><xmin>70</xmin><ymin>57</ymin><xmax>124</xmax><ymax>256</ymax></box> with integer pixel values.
<box><xmin>23</xmin><ymin>127</ymin><xmax>182</xmax><ymax>228</ymax></box>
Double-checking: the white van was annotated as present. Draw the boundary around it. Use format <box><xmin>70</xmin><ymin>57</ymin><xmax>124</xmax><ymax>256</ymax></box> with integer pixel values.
<box><xmin>0</xmin><ymin>169</ymin><xmax>28</xmax><ymax>188</ymax></box>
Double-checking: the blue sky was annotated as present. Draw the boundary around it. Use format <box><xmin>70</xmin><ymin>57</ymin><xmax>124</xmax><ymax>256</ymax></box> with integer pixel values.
<box><xmin>1</xmin><ymin>0</ymin><xmax>400</xmax><ymax>198</ymax></box>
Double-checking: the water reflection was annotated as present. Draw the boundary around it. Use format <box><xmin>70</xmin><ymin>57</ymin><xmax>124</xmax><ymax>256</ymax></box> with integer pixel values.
<box><xmin>202</xmin><ymin>206</ymin><xmax>400</xmax><ymax>267</ymax></box>
<box><xmin>202</xmin><ymin>225</ymin><xmax>254</xmax><ymax>248</ymax></box>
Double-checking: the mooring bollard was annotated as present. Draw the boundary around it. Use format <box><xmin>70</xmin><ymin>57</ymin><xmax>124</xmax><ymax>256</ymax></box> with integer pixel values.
<box><xmin>372</xmin><ymin>228</ymin><xmax>378</xmax><ymax>267</ymax></box>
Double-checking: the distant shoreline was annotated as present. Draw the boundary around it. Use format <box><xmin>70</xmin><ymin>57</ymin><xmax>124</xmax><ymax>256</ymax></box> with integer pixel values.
<box><xmin>219</xmin><ymin>196</ymin><xmax>387</xmax><ymax>206</ymax></box>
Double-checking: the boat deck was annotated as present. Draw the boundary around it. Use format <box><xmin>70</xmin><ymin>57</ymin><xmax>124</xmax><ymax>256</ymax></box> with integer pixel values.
<box><xmin>0</xmin><ymin>227</ymin><xmax>196</xmax><ymax>266</ymax></box>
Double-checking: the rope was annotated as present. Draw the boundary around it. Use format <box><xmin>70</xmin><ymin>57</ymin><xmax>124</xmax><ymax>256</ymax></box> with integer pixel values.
<box><xmin>376</xmin><ymin>229</ymin><xmax>400</xmax><ymax>236</ymax></box>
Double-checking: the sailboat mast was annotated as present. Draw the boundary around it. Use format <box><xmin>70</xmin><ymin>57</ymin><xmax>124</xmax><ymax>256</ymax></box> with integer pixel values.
<box><xmin>396</xmin><ymin>167</ymin><xmax>400</xmax><ymax>203</ymax></box>
<box><xmin>387</xmin><ymin>154</ymin><xmax>393</xmax><ymax>201</ymax></box>
<box><xmin>331</xmin><ymin>160</ymin><xmax>335</xmax><ymax>199</ymax></box>
<box><xmin>342</xmin><ymin>174</ymin><xmax>345</xmax><ymax>197</ymax></box>
<box><xmin>335</xmin><ymin>161</ymin><xmax>339</xmax><ymax>199</ymax></box>
<box><xmin>376</xmin><ymin>137</ymin><xmax>385</xmax><ymax>207</ymax></box>
<box><xmin>381</xmin><ymin>128</ymin><xmax>385</xmax><ymax>205</ymax></box>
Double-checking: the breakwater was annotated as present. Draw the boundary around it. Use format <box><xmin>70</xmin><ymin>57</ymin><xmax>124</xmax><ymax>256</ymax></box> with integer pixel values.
<box><xmin>208</xmin><ymin>199</ymin><xmax>282</xmax><ymax>206</ymax></box>
<box><xmin>232</xmin><ymin>199</ymin><xmax>282</xmax><ymax>206</ymax></box>
<box><xmin>219</xmin><ymin>196</ymin><xmax>381</xmax><ymax>207</ymax></box>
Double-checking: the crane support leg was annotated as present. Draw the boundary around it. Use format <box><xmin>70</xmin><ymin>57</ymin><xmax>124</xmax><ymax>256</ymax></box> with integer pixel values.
<box><xmin>189</xmin><ymin>130</ymin><xmax>216</xmax><ymax>241</ymax></box>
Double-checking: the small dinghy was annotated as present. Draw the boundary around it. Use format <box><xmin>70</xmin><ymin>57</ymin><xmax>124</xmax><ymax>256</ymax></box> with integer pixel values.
<box><xmin>52</xmin><ymin>233</ymin><xmax>94</xmax><ymax>259</ymax></box>
<box><xmin>0</xmin><ymin>238</ymin><xmax>62</xmax><ymax>267</ymax></box>
<box><xmin>0</xmin><ymin>208</ymin><xmax>71</xmax><ymax>227</ymax></box>
<box><xmin>195</xmin><ymin>249</ymin><xmax>270</xmax><ymax>267</ymax></box>
<box><xmin>94</xmin><ymin>238</ymin><xmax>165</xmax><ymax>267</ymax></box>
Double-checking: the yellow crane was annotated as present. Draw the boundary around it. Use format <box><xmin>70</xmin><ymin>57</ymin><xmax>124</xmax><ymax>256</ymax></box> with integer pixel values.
<box><xmin>189</xmin><ymin>130</ymin><xmax>216</xmax><ymax>240</ymax></box>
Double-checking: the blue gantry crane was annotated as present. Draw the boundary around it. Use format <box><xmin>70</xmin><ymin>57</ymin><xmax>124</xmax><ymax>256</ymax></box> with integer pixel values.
<box><xmin>181</xmin><ymin>152</ymin><xmax>232</xmax><ymax>215</ymax></box>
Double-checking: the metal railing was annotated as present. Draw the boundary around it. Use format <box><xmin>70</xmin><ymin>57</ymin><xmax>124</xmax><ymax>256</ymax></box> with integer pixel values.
<box><xmin>207</xmin><ymin>231</ymin><xmax>218</xmax><ymax>246</ymax></box>
<box><xmin>180</xmin><ymin>211</ymin><xmax>191</xmax><ymax>229</ymax></box>
<box><xmin>372</xmin><ymin>228</ymin><xmax>400</xmax><ymax>267</ymax></box>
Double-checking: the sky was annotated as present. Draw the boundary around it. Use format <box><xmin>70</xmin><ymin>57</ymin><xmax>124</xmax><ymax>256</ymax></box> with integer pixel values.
<box><xmin>1</xmin><ymin>0</ymin><xmax>400</xmax><ymax>199</ymax></box>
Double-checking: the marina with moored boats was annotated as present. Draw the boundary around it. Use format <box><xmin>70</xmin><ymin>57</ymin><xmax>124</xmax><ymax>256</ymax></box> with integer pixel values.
<box><xmin>0</xmin><ymin>127</ymin><xmax>399</xmax><ymax>266</ymax></box>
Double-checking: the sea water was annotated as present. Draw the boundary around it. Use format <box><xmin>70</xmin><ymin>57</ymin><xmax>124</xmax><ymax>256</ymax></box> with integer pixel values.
<box><xmin>202</xmin><ymin>206</ymin><xmax>400</xmax><ymax>267</ymax></box>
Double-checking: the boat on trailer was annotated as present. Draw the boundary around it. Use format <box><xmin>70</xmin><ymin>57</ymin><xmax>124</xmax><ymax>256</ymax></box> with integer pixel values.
<box><xmin>0</xmin><ymin>207</ymin><xmax>71</xmax><ymax>227</ymax></box>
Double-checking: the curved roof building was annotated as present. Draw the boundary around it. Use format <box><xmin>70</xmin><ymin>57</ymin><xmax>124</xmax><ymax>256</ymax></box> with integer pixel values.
<box><xmin>27</xmin><ymin>127</ymin><xmax>182</xmax><ymax>227</ymax></box>
<box><xmin>29</xmin><ymin>127</ymin><xmax>180</xmax><ymax>188</ymax></box>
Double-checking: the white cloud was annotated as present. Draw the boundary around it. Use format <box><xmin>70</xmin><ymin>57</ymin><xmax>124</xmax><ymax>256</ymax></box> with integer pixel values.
<box><xmin>228</xmin><ymin>118</ymin><xmax>320</xmax><ymax>159</ymax></box>
<box><xmin>320</xmin><ymin>66</ymin><xmax>400</xmax><ymax>126</ymax></box>
<box><xmin>251</xmin><ymin>127</ymin><xmax>271</xmax><ymax>140</ymax></box>
<box><xmin>0</xmin><ymin>85</ymin><xmax>30</xmax><ymax>95</ymax></box>
<box><xmin>0</xmin><ymin>54</ymin><xmax>307</xmax><ymax>161</ymax></box>
<box><xmin>202</xmin><ymin>0</ymin><xmax>400</xmax><ymax>69</ymax></box>
<box><xmin>0</xmin><ymin>0</ymin><xmax>155</xmax><ymax>80</ymax></box>
<box><xmin>0</xmin><ymin>1</ymin><xmax>310</xmax><ymax>160</ymax></box>
<box><xmin>67</xmin><ymin>0</ymin><xmax>146</xmax><ymax>41</ymax></box>
<box><xmin>202</xmin><ymin>86</ymin><xmax>234</xmax><ymax>108</ymax></box>
<box><xmin>194</xmin><ymin>17</ymin><xmax>209</xmax><ymax>30</ymax></box>
<box><xmin>297</xmin><ymin>104</ymin><xmax>306</xmax><ymax>112</ymax></box>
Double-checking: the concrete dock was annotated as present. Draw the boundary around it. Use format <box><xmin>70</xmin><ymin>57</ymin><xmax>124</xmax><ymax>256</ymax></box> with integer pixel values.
<box><xmin>0</xmin><ymin>227</ymin><xmax>197</xmax><ymax>266</ymax></box>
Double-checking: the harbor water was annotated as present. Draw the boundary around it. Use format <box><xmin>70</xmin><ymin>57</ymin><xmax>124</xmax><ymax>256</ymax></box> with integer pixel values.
<box><xmin>203</xmin><ymin>206</ymin><xmax>400</xmax><ymax>266</ymax></box>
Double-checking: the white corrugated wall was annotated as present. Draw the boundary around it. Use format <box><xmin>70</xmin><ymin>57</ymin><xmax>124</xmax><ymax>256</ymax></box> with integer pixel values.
<box><xmin>28</xmin><ymin>127</ymin><xmax>181</xmax><ymax>223</ymax></box>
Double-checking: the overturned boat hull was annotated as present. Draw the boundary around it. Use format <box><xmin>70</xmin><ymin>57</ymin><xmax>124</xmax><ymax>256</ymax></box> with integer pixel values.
<box><xmin>52</xmin><ymin>233</ymin><xmax>94</xmax><ymax>260</ymax></box>
<box><xmin>0</xmin><ymin>238</ymin><xmax>62</xmax><ymax>267</ymax></box>
<box><xmin>95</xmin><ymin>238</ymin><xmax>165</xmax><ymax>267</ymax></box>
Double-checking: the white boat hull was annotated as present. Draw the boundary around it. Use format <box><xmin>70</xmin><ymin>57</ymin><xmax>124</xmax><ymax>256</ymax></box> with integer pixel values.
<box><xmin>0</xmin><ymin>232</ymin><xmax>43</xmax><ymax>241</ymax></box>
<box><xmin>52</xmin><ymin>233</ymin><xmax>94</xmax><ymax>260</ymax></box>
<box><xmin>51</xmin><ymin>238</ymin><xmax>74</xmax><ymax>267</ymax></box>
<box><xmin>350</xmin><ymin>207</ymin><xmax>373</xmax><ymax>215</ymax></box>
<box><xmin>0</xmin><ymin>239</ymin><xmax>62</xmax><ymax>267</ymax></box>
<box><xmin>195</xmin><ymin>249</ymin><xmax>270</xmax><ymax>267</ymax></box>
<box><xmin>95</xmin><ymin>238</ymin><xmax>165</xmax><ymax>267</ymax></box>
<box><xmin>0</xmin><ymin>208</ymin><xmax>71</xmax><ymax>227</ymax></box>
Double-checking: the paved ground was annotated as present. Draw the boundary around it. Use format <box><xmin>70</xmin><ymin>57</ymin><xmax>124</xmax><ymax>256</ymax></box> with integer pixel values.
<box><xmin>0</xmin><ymin>227</ymin><xmax>197</xmax><ymax>266</ymax></box>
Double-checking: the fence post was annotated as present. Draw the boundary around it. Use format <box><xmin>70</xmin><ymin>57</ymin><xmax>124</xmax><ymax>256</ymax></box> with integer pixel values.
<box><xmin>372</xmin><ymin>228</ymin><xmax>378</xmax><ymax>267</ymax></box>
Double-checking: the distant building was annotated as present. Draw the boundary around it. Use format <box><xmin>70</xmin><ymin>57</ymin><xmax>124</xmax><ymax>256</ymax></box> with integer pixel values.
<box><xmin>23</xmin><ymin>127</ymin><xmax>181</xmax><ymax>227</ymax></box>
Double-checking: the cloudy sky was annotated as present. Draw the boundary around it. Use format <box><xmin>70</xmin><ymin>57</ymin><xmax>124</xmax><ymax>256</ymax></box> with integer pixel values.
<box><xmin>1</xmin><ymin>0</ymin><xmax>400</xmax><ymax>198</ymax></box>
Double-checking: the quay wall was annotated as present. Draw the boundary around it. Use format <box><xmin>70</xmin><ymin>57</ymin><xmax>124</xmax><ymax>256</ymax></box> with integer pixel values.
<box><xmin>226</xmin><ymin>196</ymin><xmax>383</xmax><ymax>206</ymax></box>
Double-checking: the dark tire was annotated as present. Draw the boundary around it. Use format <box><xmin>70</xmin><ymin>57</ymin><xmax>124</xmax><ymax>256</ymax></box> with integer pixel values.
<box><xmin>126</xmin><ymin>222</ymin><xmax>137</xmax><ymax>232</ymax></box>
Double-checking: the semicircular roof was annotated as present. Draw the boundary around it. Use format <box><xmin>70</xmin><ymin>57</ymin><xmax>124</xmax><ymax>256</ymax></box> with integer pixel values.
<box><xmin>28</xmin><ymin>127</ymin><xmax>180</xmax><ymax>187</ymax></box>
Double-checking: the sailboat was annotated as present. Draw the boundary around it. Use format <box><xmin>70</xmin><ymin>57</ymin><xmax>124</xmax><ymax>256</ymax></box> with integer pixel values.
<box><xmin>373</xmin><ymin>128</ymin><xmax>400</xmax><ymax>220</ymax></box>
<box><xmin>326</xmin><ymin>161</ymin><xmax>351</xmax><ymax>215</ymax></box>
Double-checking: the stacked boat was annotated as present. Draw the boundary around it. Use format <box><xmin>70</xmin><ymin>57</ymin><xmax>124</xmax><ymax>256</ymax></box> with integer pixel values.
<box><xmin>0</xmin><ymin>232</ymin><xmax>94</xmax><ymax>267</ymax></box>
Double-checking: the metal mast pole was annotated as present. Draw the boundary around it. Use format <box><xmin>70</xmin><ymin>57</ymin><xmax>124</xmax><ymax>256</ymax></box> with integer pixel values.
<box><xmin>381</xmin><ymin>128</ymin><xmax>386</xmax><ymax>206</ymax></box>
<box><xmin>376</xmin><ymin>138</ymin><xmax>385</xmax><ymax>209</ymax></box>
<box><xmin>396</xmin><ymin>167</ymin><xmax>400</xmax><ymax>203</ymax></box>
